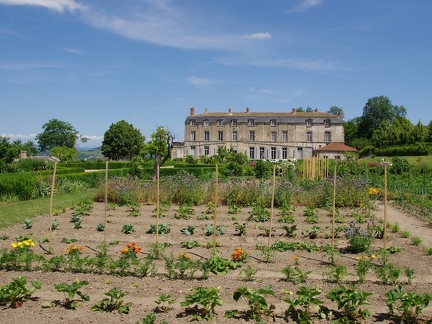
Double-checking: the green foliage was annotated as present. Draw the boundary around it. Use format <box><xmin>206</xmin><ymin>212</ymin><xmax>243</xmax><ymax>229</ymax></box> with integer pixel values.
<box><xmin>180</xmin><ymin>225</ymin><xmax>196</xmax><ymax>236</ymax></box>
<box><xmin>301</xmin><ymin>225</ymin><xmax>320</xmax><ymax>239</ymax></box>
<box><xmin>121</xmin><ymin>224</ymin><xmax>135</xmax><ymax>234</ymax></box>
<box><xmin>239</xmin><ymin>265</ymin><xmax>259</xmax><ymax>282</ymax></box>
<box><xmin>326</xmin><ymin>284</ymin><xmax>372</xmax><ymax>320</ymax></box>
<box><xmin>172</xmin><ymin>203</ymin><xmax>194</xmax><ymax>219</ymax></box>
<box><xmin>0</xmin><ymin>276</ymin><xmax>42</xmax><ymax>308</ymax></box>
<box><xmin>385</xmin><ymin>285</ymin><xmax>432</xmax><ymax>323</ymax></box>
<box><xmin>146</xmin><ymin>223</ymin><xmax>170</xmax><ymax>235</ymax></box>
<box><xmin>54</xmin><ymin>280</ymin><xmax>90</xmax><ymax>309</ymax></box>
<box><xmin>284</xmin><ymin>286</ymin><xmax>324</xmax><ymax>323</ymax></box>
<box><xmin>22</xmin><ymin>218</ymin><xmax>33</xmax><ymax>229</ymax></box>
<box><xmin>411</xmin><ymin>236</ymin><xmax>422</xmax><ymax>246</ymax></box>
<box><xmin>234</xmin><ymin>222</ymin><xmax>247</xmax><ymax>237</ymax></box>
<box><xmin>180</xmin><ymin>287</ymin><xmax>223</xmax><ymax>321</ymax></box>
<box><xmin>282</xmin><ymin>266</ymin><xmax>311</xmax><ymax>283</ymax></box>
<box><xmin>202</xmin><ymin>224</ymin><xmax>227</xmax><ymax>236</ymax></box>
<box><xmin>180</xmin><ymin>240</ymin><xmax>200</xmax><ymax>249</ymax></box>
<box><xmin>96</xmin><ymin>223</ymin><xmax>105</xmax><ymax>231</ymax></box>
<box><xmin>254</xmin><ymin>160</ymin><xmax>271</xmax><ymax>179</ymax></box>
<box><xmin>247</xmin><ymin>203</ymin><xmax>270</xmax><ymax>222</ymax></box>
<box><xmin>50</xmin><ymin>218</ymin><xmax>59</xmax><ymax>230</ymax></box>
<box><xmin>324</xmin><ymin>265</ymin><xmax>350</xmax><ymax>284</ymax></box>
<box><xmin>91</xmin><ymin>287</ymin><xmax>133</xmax><ymax>314</ymax></box>
<box><xmin>155</xmin><ymin>294</ymin><xmax>176</xmax><ymax>312</ymax></box>
<box><xmin>36</xmin><ymin>118</ymin><xmax>83</xmax><ymax>152</ymax></box>
<box><xmin>226</xmin><ymin>286</ymin><xmax>275</xmax><ymax>321</ymax></box>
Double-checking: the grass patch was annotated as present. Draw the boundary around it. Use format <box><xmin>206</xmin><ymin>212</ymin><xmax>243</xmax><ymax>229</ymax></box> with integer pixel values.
<box><xmin>0</xmin><ymin>189</ymin><xmax>96</xmax><ymax>228</ymax></box>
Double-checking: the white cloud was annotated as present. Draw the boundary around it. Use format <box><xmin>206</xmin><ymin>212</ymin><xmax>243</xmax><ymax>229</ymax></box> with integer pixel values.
<box><xmin>63</xmin><ymin>48</ymin><xmax>84</xmax><ymax>54</ymax></box>
<box><xmin>286</xmin><ymin>0</ymin><xmax>323</xmax><ymax>13</ymax></box>
<box><xmin>185</xmin><ymin>75</ymin><xmax>221</xmax><ymax>86</ymax></box>
<box><xmin>242</xmin><ymin>32</ymin><xmax>271</xmax><ymax>40</ymax></box>
<box><xmin>0</xmin><ymin>0</ymin><xmax>87</xmax><ymax>13</ymax></box>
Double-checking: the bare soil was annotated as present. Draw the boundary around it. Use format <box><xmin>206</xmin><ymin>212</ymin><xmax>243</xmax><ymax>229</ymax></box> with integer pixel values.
<box><xmin>0</xmin><ymin>201</ymin><xmax>432</xmax><ymax>323</ymax></box>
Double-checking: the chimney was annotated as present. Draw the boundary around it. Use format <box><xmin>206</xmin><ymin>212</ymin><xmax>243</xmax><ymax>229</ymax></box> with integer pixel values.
<box><xmin>228</xmin><ymin>108</ymin><xmax>232</xmax><ymax>115</ymax></box>
<box><xmin>204</xmin><ymin>108</ymin><xmax>208</xmax><ymax>114</ymax></box>
<box><xmin>291</xmin><ymin>108</ymin><xmax>296</xmax><ymax>114</ymax></box>
<box><xmin>245</xmin><ymin>107</ymin><xmax>250</xmax><ymax>114</ymax></box>
<box><xmin>190</xmin><ymin>107</ymin><xmax>195</xmax><ymax>116</ymax></box>
<box><xmin>338</xmin><ymin>109</ymin><xmax>343</xmax><ymax>118</ymax></box>
<box><xmin>314</xmin><ymin>108</ymin><xmax>318</xmax><ymax>112</ymax></box>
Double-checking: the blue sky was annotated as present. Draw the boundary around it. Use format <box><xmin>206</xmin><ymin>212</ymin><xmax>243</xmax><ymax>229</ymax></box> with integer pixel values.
<box><xmin>1</xmin><ymin>0</ymin><xmax>431</xmax><ymax>148</ymax></box>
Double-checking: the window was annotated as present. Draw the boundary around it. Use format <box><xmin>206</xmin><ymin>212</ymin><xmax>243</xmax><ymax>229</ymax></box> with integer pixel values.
<box><xmin>204</xmin><ymin>120</ymin><xmax>209</xmax><ymax>127</ymax></box>
<box><xmin>282</xmin><ymin>131</ymin><xmax>288</xmax><ymax>142</ymax></box>
<box><xmin>232</xmin><ymin>119</ymin><xmax>238</xmax><ymax>126</ymax></box>
<box><xmin>306</xmin><ymin>119</ymin><xmax>312</xmax><ymax>127</ymax></box>
<box><xmin>270</xmin><ymin>119</ymin><xmax>277</xmax><ymax>126</ymax></box>
<box><xmin>204</xmin><ymin>146</ymin><xmax>210</xmax><ymax>156</ymax></box>
<box><xmin>217</xmin><ymin>119</ymin><xmax>223</xmax><ymax>126</ymax></box>
<box><xmin>190</xmin><ymin>119</ymin><xmax>196</xmax><ymax>126</ymax></box>
<box><xmin>260</xmin><ymin>147</ymin><xmax>265</xmax><ymax>159</ymax></box>
<box><xmin>232</xmin><ymin>146</ymin><xmax>238</xmax><ymax>153</ymax></box>
<box><xmin>324</xmin><ymin>119</ymin><xmax>331</xmax><ymax>128</ymax></box>
<box><xmin>204</xmin><ymin>131</ymin><xmax>210</xmax><ymax>141</ymax></box>
<box><xmin>282</xmin><ymin>147</ymin><xmax>288</xmax><ymax>159</ymax></box>
<box><xmin>190</xmin><ymin>131</ymin><xmax>196</xmax><ymax>141</ymax></box>
<box><xmin>324</xmin><ymin>131</ymin><xmax>331</xmax><ymax>143</ymax></box>
<box><xmin>271</xmin><ymin>147</ymin><xmax>277</xmax><ymax>159</ymax></box>
<box><xmin>306</xmin><ymin>131</ymin><xmax>312</xmax><ymax>142</ymax></box>
<box><xmin>249</xmin><ymin>119</ymin><xmax>255</xmax><ymax>126</ymax></box>
<box><xmin>271</xmin><ymin>131</ymin><xmax>277</xmax><ymax>142</ymax></box>
<box><xmin>218</xmin><ymin>131</ymin><xmax>224</xmax><ymax>141</ymax></box>
<box><xmin>249</xmin><ymin>130</ymin><xmax>255</xmax><ymax>142</ymax></box>
<box><xmin>232</xmin><ymin>130</ymin><xmax>238</xmax><ymax>141</ymax></box>
<box><xmin>249</xmin><ymin>147</ymin><xmax>255</xmax><ymax>160</ymax></box>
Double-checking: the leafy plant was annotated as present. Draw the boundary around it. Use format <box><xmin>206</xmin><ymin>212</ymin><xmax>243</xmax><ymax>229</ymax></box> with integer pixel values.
<box><xmin>344</xmin><ymin>221</ymin><xmax>373</xmax><ymax>253</ymax></box>
<box><xmin>180</xmin><ymin>287</ymin><xmax>222</xmax><ymax>321</ymax></box>
<box><xmin>96</xmin><ymin>223</ymin><xmax>105</xmax><ymax>231</ymax></box>
<box><xmin>126</xmin><ymin>202</ymin><xmax>141</xmax><ymax>217</ymax></box>
<box><xmin>405</xmin><ymin>268</ymin><xmax>415</xmax><ymax>285</ymax></box>
<box><xmin>301</xmin><ymin>225</ymin><xmax>320</xmax><ymax>239</ymax></box>
<box><xmin>54</xmin><ymin>280</ymin><xmax>90</xmax><ymax>309</ymax></box>
<box><xmin>202</xmin><ymin>224</ymin><xmax>227</xmax><ymax>236</ymax></box>
<box><xmin>324</xmin><ymin>265</ymin><xmax>350</xmax><ymax>284</ymax></box>
<box><xmin>284</xmin><ymin>286</ymin><xmax>324</xmax><ymax>323</ymax></box>
<box><xmin>121</xmin><ymin>224</ymin><xmax>135</xmax><ymax>234</ymax></box>
<box><xmin>181</xmin><ymin>225</ymin><xmax>196</xmax><ymax>236</ymax></box>
<box><xmin>385</xmin><ymin>285</ymin><xmax>432</xmax><ymax>324</ymax></box>
<box><xmin>326</xmin><ymin>284</ymin><xmax>372</xmax><ymax>320</ymax></box>
<box><xmin>50</xmin><ymin>218</ymin><xmax>59</xmax><ymax>230</ymax></box>
<box><xmin>172</xmin><ymin>204</ymin><xmax>194</xmax><ymax>220</ymax></box>
<box><xmin>234</xmin><ymin>222</ymin><xmax>247</xmax><ymax>237</ymax></box>
<box><xmin>155</xmin><ymin>294</ymin><xmax>176</xmax><ymax>312</ymax></box>
<box><xmin>91</xmin><ymin>287</ymin><xmax>133</xmax><ymax>314</ymax></box>
<box><xmin>282</xmin><ymin>266</ymin><xmax>311</xmax><ymax>283</ymax></box>
<box><xmin>239</xmin><ymin>265</ymin><xmax>259</xmax><ymax>282</ymax></box>
<box><xmin>23</xmin><ymin>218</ymin><xmax>33</xmax><ymax>229</ymax></box>
<box><xmin>61</xmin><ymin>237</ymin><xmax>78</xmax><ymax>244</ymax></box>
<box><xmin>411</xmin><ymin>236</ymin><xmax>422</xmax><ymax>246</ymax></box>
<box><xmin>147</xmin><ymin>223</ymin><xmax>170</xmax><ymax>235</ymax></box>
<box><xmin>228</xmin><ymin>203</ymin><xmax>241</xmax><ymax>214</ymax></box>
<box><xmin>282</xmin><ymin>224</ymin><xmax>297</xmax><ymax>237</ymax></box>
<box><xmin>401</xmin><ymin>230</ymin><xmax>410</xmax><ymax>238</ymax></box>
<box><xmin>225</xmin><ymin>286</ymin><xmax>275</xmax><ymax>321</ymax></box>
<box><xmin>181</xmin><ymin>240</ymin><xmax>200</xmax><ymax>249</ymax></box>
<box><xmin>247</xmin><ymin>203</ymin><xmax>270</xmax><ymax>222</ymax></box>
<box><xmin>0</xmin><ymin>276</ymin><xmax>42</xmax><ymax>308</ymax></box>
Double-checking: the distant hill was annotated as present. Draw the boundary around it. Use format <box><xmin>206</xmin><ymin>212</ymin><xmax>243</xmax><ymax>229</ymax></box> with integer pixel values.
<box><xmin>77</xmin><ymin>147</ymin><xmax>104</xmax><ymax>161</ymax></box>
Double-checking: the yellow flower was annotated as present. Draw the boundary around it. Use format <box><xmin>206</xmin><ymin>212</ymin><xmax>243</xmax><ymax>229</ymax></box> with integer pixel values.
<box><xmin>11</xmin><ymin>243</ymin><xmax>17</xmax><ymax>248</ymax></box>
<box><xmin>371</xmin><ymin>255</ymin><xmax>376</xmax><ymax>259</ymax></box>
<box><xmin>355</xmin><ymin>256</ymin><xmax>360</xmax><ymax>261</ymax></box>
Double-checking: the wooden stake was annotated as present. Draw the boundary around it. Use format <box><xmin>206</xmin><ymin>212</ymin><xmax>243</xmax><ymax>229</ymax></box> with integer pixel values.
<box><xmin>104</xmin><ymin>158</ymin><xmax>108</xmax><ymax>243</ymax></box>
<box><xmin>48</xmin><ymin>162</ymin><xmax>57</xmax><ymax>250</ymax></box>
<box><xmin>156</xmin><ymin>165</ymin><xmax>160</xmax><ymax>245</ymax></box>
<box><xmin>213</xmin><ymin>165</ymin><xmax>219</xmax><ymax>252</ymax></box>
<box><xmin>383</xmin><ymin>163</ymin><xmax>388</xmax><ymax>249</ymax></box>
<box><xmin>268</xmin><ymin>164</ymin><xmax>276</xmax><ymax>248</ymax></box>
<box><xmin>332</xmin><ymin>162</ymin><xmax>337</xmax><ymax>249</ymax></box>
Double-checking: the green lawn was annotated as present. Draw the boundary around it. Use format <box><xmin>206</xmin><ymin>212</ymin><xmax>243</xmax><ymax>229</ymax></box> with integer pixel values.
<box><xmin>360</xmin><ymin>155</ymin><xmax>432</xmax><ymax>167</ymax></box>
<box><xmin>0</xmin><ymin>189</ymin><xmax>96</xmax><ymax>228</ymax></box>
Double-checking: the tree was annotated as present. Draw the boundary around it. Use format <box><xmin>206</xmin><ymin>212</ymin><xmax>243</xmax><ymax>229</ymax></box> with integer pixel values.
<box><xmin>102</xmin><ymin>120</ymin><xmax>145</xmax><ymax>160</ymax></box>
<box><xmin>0</xmin><ymin>136</ymin><xmax>16</xmax><ymax>163</ymax></box>
<box><xmin>36</xmin><ymin>119</ymin><xmax>87</xmax><ymax>152</ymax></box>
<box><xmin>144</xmin><ymin>126</ymin><xmax>174</xmax><ymax>181</ymax></box>
<box><xmin>343</xmin><ymin>118</ymin><xmax>360</xmax><ymax>147</ymax></box>
<box><xmin>328</xmin><ymin>106</ymin><xmax>343</xmax><ymax>117</ymax></box>
<box><xmin>50</xmin><ymin>146</ymin><xmax>78</xmax><ymax>162</ymax></box>
<box><xmin>357</xmin><ymin>96</ymin><xmax>406</xmax><ymax>139</ymax></box>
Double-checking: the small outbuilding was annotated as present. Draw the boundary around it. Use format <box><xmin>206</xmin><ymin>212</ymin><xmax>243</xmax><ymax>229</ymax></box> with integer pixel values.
<box><xmin>313</xmin><ymin>142</ymin><xmax>357</xmax><ymax>160</ymax></box>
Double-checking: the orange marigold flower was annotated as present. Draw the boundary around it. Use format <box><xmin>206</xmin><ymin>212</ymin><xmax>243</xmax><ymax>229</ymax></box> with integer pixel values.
<box><xmin>126</xmin><ymin>243</ymin><xmax>132</xmax><ymax>248</ymax></box>
<box><xmin>121</xmin><ymin>248</ymin><xmax>129</xmax><ymax>254</ymax></box>
<box><xmin>131</xmin><ymin>242</ymin><xmax>136</xmax><ymax>246</ymax></box>
<box><xmin>79</xmin><ymin>246</ymin><xmax>84</xmax><ymax>251</ymax></box>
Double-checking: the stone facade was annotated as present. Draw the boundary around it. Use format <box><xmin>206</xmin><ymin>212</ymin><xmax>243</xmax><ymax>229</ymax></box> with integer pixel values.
<box><xmin>183</xmin><ymin>107</ymin><xmax>345</xmax><ymax>160</ymax></box>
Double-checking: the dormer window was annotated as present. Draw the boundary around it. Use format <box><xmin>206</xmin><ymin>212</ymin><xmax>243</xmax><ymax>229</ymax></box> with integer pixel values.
<box><xmin>204</xmin><ymin>120</ymin><xmax>209</xmax><ymax>127</ymax></box>
<box><xmin>306</xmin><ymin>119</ymin><xmax>312</xmax><ymax>127</ymax></box>
<box><xmin>270</xmin><ymin>119</ymin><xmax>277</xmax><ymax>126</ymax></box>
<box><xmin>249</xmin><ymin>119</ymin><xmax>255</xmax><ymax>127</ymax></box>
<box><xmin>324</xmin><ymin>119</ymin><xmax>331</xmax><ymax>128</ymax></box>
<box><xmin>232</xmin><ymin>119</ymin><xmax>238</xmax><ymax>127</ymax></box>
<box><xmin>190</xmin><ymin>119</ymin><xmax>196</xmax><ymax>126</ymax></box>
<box><xmin>217</xmin><ymin>119</ymin><xmax>223</xmax><ymax>126</ymax></box>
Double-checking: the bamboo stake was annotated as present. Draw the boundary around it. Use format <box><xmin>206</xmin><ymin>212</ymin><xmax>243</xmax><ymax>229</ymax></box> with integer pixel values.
<box><xmin>332</xmin><ymin>162</ymin><xmax>337</xmax><ymax>249</ymax></box>
<box><xmin>268</xmin><ymin>164</ymin><xmax>276</xmax><ymax>248</ymax></box>
<box><xmin>213</xmin><ymin>165</ymin><xmax>219</xmax><ymax>252</ymax></box>
<box><xmin>48</xmin><ymin>162</ymin><xmax>57</xmax><ymax>251</ymax></box>
<box><xmin>104</xmin><ymin>158</ymin><xmax>108</xmax><ymax>243</ymax></box>
<box><xmin>156</xmin><ymin>165</ymin><xmax>160</xmax><ymax>245</ymax></box>
<box><xmin>383</xmin><ymin>163</ymin><xmax>388</xmax><ymax>249</ymax></box>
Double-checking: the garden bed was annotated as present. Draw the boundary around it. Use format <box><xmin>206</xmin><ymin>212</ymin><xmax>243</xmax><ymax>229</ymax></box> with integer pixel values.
<box><xmin>0</xmin><ymin>201</ymin><xmax>431</xmax><ymax>323</ymax></box>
